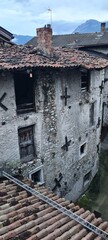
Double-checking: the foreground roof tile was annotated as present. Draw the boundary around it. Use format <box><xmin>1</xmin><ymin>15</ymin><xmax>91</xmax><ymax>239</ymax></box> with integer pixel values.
<box><xmin>0</xmin><ymin>178</ymin><xmax>108</xmax><ymax>240</ymax></box>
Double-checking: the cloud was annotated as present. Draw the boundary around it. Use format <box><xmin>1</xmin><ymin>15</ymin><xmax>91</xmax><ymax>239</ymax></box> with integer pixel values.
<box><xmin>0</xmin><ymin>0</ymin><xmax>108</xmax><ymax>35</ymax></box>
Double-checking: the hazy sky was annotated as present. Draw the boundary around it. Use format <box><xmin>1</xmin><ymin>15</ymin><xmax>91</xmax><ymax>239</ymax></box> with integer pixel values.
<box><xmin>0</xmin><ymin>0</ymin><xmax>108</xmax><ymax>35</ymax></box>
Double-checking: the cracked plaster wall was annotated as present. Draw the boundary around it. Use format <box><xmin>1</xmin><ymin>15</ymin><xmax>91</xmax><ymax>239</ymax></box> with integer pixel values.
<box><xmin>0</xmin><ymin>68</ymin><xmax>104</xmax><ymax>201</ymax></box>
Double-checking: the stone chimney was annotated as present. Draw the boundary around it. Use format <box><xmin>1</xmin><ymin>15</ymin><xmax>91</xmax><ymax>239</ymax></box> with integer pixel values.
<box><xmin>36</xmin><ymin>24</ymin><xmax>53</xmax><ymax>56</ymax></box>
<box><xmin>101</xmin><ymin>22</ymin><xmax>106</xmax><ymax>33</ymax></box>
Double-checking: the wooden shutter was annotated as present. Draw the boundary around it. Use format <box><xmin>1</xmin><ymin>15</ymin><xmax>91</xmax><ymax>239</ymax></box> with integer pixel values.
<box><xmin>18</xmin><ymin>126</ymin><xmax>34</xmax><ymax>162</ymax></box>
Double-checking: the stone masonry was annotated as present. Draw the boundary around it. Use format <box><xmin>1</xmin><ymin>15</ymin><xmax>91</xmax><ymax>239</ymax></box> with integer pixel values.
<box><xmin>0</xmin><ymin>66</ymin><xmax>104</xmax><ymax>201</ymax></box>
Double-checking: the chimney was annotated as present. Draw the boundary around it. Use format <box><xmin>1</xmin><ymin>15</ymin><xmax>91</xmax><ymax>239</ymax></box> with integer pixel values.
<box><xmin>36</xmin><ymin>24</ymin><xmax>53</xmax><ymax>56</ymax></box>
<box><xmin>101</xmin><ymin>22</ymin><xmax>106</xmax><ymax>33</ymax></box>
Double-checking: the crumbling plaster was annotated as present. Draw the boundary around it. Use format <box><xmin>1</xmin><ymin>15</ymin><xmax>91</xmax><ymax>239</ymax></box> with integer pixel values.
<box><xmin>0</xmin><ymin>67</ymin><xmax>104</xmax><ymax>201</ymax></box>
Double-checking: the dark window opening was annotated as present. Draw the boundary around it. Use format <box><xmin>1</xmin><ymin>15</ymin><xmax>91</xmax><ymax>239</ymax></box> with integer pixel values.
<box><xmin>14</xmin><ymin>71</ymin><xmax>35</xmax><ymax>113</ymax></box>
<box><xmin>80</xmin><ymin>143</ymin><xmax>86</xmax><ymax>155</ymax></box>
<box><xmin>18</xmin><ymin>125</ymin><xmax>35</xmax><ymax>163</ymax></box>
<box><xmin>81</xmin><ymin>70</ymin><xmax>90</xmax><ymax>92</ymax></box>
<box><xmin>30</xmin><ymin>167</ymin><xmax>44</xmax><ymax>185</ymax></box>
<box><xmin>84</xmin><ymin>171</ymin><xmax>91</xmax><ymax>183</ymax></box>
<box><xmin>90</xmin><ymin>102</ymin><xmax>95</xmax><ymax>126</ymax></box>
<box><xmin>31</xmin><ymin>170</ymin><xmax>41</xmax><ymax>183</ymax></box>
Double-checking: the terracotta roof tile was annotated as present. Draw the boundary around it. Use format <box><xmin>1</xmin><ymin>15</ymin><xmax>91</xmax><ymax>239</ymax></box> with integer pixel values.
<box><xmin>70</xmin><ymin>228</ymin><xmax>88</xmax><ymax>240</ymax></box>
<box><xmin>0</xmin><ymin>179</ymin><xmax>108</xmax><ymax>240</ymax></box>
<box><xmin>0</xmin><ymin>45</ymin><xmax>108</xmax><ymax>71</ymax></box>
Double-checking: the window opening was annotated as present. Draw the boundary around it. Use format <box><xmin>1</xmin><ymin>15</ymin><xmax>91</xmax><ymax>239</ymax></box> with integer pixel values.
<box><xmin>14</xmin><ymin>71</ymin><xmax>35</xmax><ymax>113</ymax></box>
<box><xmin>29</xmin><ymin>166</ymin><xmax>44</xmax><ymax>185</ymax></box>
<box><xmin>84</xmin><ymin>171</ymin><xmax>91</xmax><ymax>184</ymax></box>
<box><xmin>80</xmin><ymin>142</ymin><xmax>87</xmax><ymax>158</ymax></box>
<box><xmin>18</xmin><ymin>125</ymin><xmax>35</xmax><ymax>163</ymax></box>
<box><xmin>80</xmin><ymin>143</ymin><xmax>86</xmax><ymax>154</ymax></box>
<box><xmin>81</xmin><ymin>70</ymin><xmax>90</xmax><ymax>92</ymax></box>
<box><xmin>90</xmin><ymin>102</ymin><xmax>95</xmax><ymax>126</ymax></box>
<box><xmin>32</xmin><ymin>170</ymin><xmax>41</xmax><ymax>183</ymax></box>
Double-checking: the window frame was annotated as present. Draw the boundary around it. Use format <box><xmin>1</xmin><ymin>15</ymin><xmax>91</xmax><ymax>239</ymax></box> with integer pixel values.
<box><xmin>14</xmin><ymin>70</ymin><xmax>35</xmax><ymax>114</ymax></box>
<box><xmin>29</xmin><ymin>165</ymin><xmax>44</xmax><ymax>185</ymax></box>
<box><xmin>18</xmin><ymin>125</ymin><xmax>35</xmax><ymax>163</ymax></box>
<box><xmin>81</xmin><ymin>70</ymin><xmax>90</xmax><ymax>92</ymax></box>
<box><xmin>83</xmin><ymin>171</ymin><xmax>91</xmax><ymax>188</ymax></box>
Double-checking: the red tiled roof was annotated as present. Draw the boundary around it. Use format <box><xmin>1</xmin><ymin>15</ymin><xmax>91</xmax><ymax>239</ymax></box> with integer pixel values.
<box><xmin>0</xmin><ymin>178</ymin><xmax>108</xmax><ymax>240</ymax></box>
<box><xmin>0</xmin><ymin>45</ymin><xmax>108</xmax><ymax>71</ymax></box>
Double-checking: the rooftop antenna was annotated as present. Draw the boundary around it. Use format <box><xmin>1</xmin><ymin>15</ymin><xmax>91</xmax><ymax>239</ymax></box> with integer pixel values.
<box><xmin>47</xmin><ymin>8</ymin><xmax>52</xmax><ymax>26</ymax></box>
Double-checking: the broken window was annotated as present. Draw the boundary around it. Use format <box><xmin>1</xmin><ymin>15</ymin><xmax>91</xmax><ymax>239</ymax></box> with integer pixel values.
<box><xmin>81</xmin><ymin>70</ymin><xmax>90</xmax><ymax>92</ymax></box>
<box><xmin>90</xmin><ymin>102</ymin><xmax>95</xmax><ymax>126</ymax></box>
<box><xmin>18</xmin><ymin>125</ymin><xmax>35</xmax><ymax>163</ymax></box>
<box><xmin>14</xmin><ymin>71</ymin><xmax>35</xmax><ymax>113</ymax></box>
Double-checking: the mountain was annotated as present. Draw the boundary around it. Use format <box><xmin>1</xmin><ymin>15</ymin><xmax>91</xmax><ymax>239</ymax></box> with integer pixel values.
<box><xmin>12</xmin><ymin>34</ymin><xmax>33</xmax><ymax>45</ymax></box>
<box><xmin>12</xmin><ymin>19</ymin><xmax>108</xmax><ymax>45</ymax></box>
<box><xmin>73</xmin><ymin>19</ymin><xmax>108</xmax><ymax>33</ymax></box>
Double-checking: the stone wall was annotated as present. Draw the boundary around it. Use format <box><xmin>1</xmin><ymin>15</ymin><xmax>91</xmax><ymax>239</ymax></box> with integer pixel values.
<box><xmin>0</xmin><ymin>67</ymin><xmax>104</xmax><ymax>201</ymax></box>
<box><xmin>0</xmin><ymin>72</ymin><xmax>20</xmax><ymax>172</ymax></box>
<box><xmin>102</xmin><ymin>68</ymin><xmax>108</xmax><ymax>126</ymax></box>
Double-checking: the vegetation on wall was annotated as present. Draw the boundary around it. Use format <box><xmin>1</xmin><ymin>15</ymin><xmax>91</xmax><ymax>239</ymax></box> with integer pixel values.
<box><xmin>76</xmin><ymin>150</ymin><xmax>108</xmax><ymax>219</ymax></box>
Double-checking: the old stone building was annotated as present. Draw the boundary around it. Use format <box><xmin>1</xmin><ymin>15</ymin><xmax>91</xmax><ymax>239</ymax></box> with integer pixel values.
<box><xmin>0</xmin><ymin>25</ymin><xmax>108</xmax><ymax>201</ymax></box>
